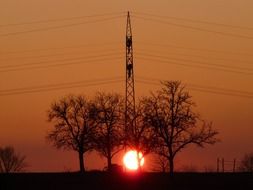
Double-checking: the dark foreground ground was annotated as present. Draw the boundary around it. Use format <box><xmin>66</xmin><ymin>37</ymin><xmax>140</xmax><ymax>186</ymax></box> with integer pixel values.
<box><xmin>1</xmin><ymin>172</ymin><xmax>253</xmax><ymax>190</ymax></box>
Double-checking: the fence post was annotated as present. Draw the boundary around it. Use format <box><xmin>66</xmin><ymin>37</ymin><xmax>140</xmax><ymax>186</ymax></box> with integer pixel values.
<box><xmin>233</xmin><ymin>159</ymin><xmax>236</xmax><ymax>172</ymax></box>
<box><xmin>222</xmin><ymin>158</ymin><xmax>224</xmax><ymax>172</ymax></box>
<box><xmin>217</xmin><ymin>158</ymin><xmax>220</xmax><ymax>172</ymax></box>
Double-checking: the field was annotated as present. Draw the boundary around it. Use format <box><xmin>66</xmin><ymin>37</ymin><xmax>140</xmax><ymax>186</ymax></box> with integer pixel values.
<box><xmin>1</xmin><ymin>172</ymin><xmax>253</xmax><ymax>190</ymax></box>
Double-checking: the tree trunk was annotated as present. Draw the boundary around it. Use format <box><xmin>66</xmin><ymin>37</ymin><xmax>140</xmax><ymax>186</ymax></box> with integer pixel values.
<box><xmin>169</xmin><ymin>157</ymin><xmax>174</xmax><ymax>177</ymax></box>
<box><xmin>107</xmin><ymin>140</ymin><xmax>112</xmax><ymax>172</ymax></box>
<box><xmin>78</xmin><ymin>152</ymin><xmax>85</xmax><ymax>173</ymax></box>
<box><xmin>137</xmin><ymin>150</ymin><xmax>142</xmax><ymax>172</ymax></box>
<box><xmin>107</xmin><ymin>156</ymin><xmax>112</xmax><ymax>172</ymax></box>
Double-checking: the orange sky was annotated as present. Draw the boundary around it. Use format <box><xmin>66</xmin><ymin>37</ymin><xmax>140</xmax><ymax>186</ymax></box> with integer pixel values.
<box><xmin>0</xmin><ymin>0</ymin><xmax>253</xmax><ymax>172</ymax></box>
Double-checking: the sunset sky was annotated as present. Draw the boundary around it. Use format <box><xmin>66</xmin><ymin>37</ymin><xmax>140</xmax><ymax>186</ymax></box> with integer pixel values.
<box><xmin>0</xmin><ymin>0</ymin><xmax>253</xmax><ymax>172</ymax></box>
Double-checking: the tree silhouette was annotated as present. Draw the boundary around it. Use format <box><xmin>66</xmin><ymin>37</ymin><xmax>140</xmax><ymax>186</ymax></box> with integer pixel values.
<box><xmin>91</xmin><ymin>92</ymin><xmax>124</xmax><ymax>172</ymax></box>
<box><xmin>239</xmin><ymin>152</ymin><xmax>253</xmax><ymax>172</ymax></box>
<box><xmin>0</xmin><ymin>146</ymin><xmax>26</xmax><ymax>173</ymax></box>
<box><xmin>47</xmin><ymin>95</ymin><xmax>97</xmax><ymax>172</ymax></box>
<box><xmin>143</xmin><ymin>81</ymin><xmax>219</xmax><ymax>176</ymax></box>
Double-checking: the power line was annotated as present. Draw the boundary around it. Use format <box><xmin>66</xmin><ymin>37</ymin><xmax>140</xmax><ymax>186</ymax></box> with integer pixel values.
<box><xmin>0</xmin><ymin>42</ymin><xmax>122</xmax><ymax>55</ymax></box>
<box><xmin>132</xmin><ymin>15</ymin><xmax>253</xmax><ymax>40</ymax></box>
<box><xmin>0</xmin><ymin>76</ymin><xmax>122</xmax><ymax>93</ymax></box>
<box><xmin>136</xmin><ymin>80</ymin><xmax>253</xmax><ymax>99</ymax></box>
<box><xmin>3</xmin><ymin>53</ymin><xmax>250</xmax><ymax>75</ymax></box>
<box><xmin>0</xmin><ymin>15</ymin><xmax>124</xmax><ymax>37</ymax></box>
<box><xmin>132</xmin><ymin>12</ymin><xmax>253</xmax><ymax>30</ymax></box>
<box><xmin>135</xmin><ymin>77</ymin><xmax>253</xmax><ymax>99</ymax></box>
<box><xmin>0</xmin><ymin>52</ymin><xmax>124</xmax><ymax>69</ymax></box>
<box><xmin>0</xmin><ymin>12</ymin><xmax>125</xmax><ymax>27</ymax></box>
<box><xmin>1</xmin><ymin>40</ymin><xmax>251</xmax><ymax>57</ymax></box>
<box><xmin>2</xmin><ymin>50</ymin><xmax>251</xmax><ymax>75</ymax></box>
<box><xmin>188</xmin><ymin>84</ymin><xmax>253</xmax><ymax>96</ymax></box>
<box><xmin>136</xmin><ymin>41</ymin><xmax>253</xmax><ymax>57</ymax></box>
<box><xmin>0</xmin><ymin>77</ymin><xmax>124</xmax><ymax>96</ymax></box>
<box><xmin>1</xmin><ymin>75</ymin><xmax>252</xmax><ymax>98</ymax></box>
<box><xmin>135</xmin><ymin>52</ymin><xmax>253</xmax><ymax>71</ymax></box>
<box><xmin>187</xmin><ymin>87</ymin><xmax>253</xmax><ymax>99</ymax></box>
<box><xmin>0</xmin><ymin>48</ymin><xmax>122</xmax><ymax>61</ymax></box>
<box><xmin>135</xmin><ymin>48</ymin><xmax>253</xmax><ymax>66</ymax></box>
<box><xmin>137</xmin><ymin>76</ymin><xmax>253</xmax><ymax>95</ymax></box>
<box><xmin>135</xmin><ymin>56</ymin><xmax>253</xmax><ymax>76</ymax></box>
<box><xmin>0</xmin><ymin>56</ymin><xmax>123</xmax><ymax>73</ymax></box>
<box><xmin>2</xmin><ymin>46</ymin><xmax>251</xmax><ymax>68</ymax></box>
<box><xmin>3</xmin><ymin>47</ymin><xmax>252</xmax><ymax>67</ymax></box>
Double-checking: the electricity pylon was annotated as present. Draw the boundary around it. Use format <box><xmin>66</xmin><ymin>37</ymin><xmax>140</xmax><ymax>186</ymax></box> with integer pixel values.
<box><xmin>125</xmin><ymin>11</ymin><xmax>136</xmax><ymax>145</ymax></box>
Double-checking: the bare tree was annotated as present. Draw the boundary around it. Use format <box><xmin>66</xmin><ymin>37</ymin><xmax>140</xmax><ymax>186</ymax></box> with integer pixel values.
<box><xmin>47</xmin><ymin>95</ymin><xmax>97</xmax><ymax>172</ymax></box>
<box><xmin>143</xmin><ymin>81</ymin><xmax>219</xmax><ymax>176</ymax></box>
<box><xmin>0</xmin><ymin>146</ymin><xmax>26</xmax><ymax>173</ymax></box>
<box><xmin>91</xmin><ymin>92</ymin><xmax>124</xmax><ymax>171</ymax></box>
<box><xmin>126</xmin><ymin>102</ymin><xmax>158</xmax><ymax>170</ymax></box>
<box><xmin>239</xmin><ymin>152</ymin><xmax>253</xmax><ymax>172</ymax></box>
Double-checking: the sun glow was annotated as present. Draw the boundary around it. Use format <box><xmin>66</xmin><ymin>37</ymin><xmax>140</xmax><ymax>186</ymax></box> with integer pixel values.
<box><xmin>123</xmin><ymin>150</ymin><xmax>144</xmax><ymax>170</ymax></box>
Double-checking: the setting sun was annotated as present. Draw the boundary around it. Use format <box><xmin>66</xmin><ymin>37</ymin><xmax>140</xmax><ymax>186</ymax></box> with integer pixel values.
<box><xmin>123</xmin><ymin>150</ymin><xmax>144</xmax><ymax>170</ymax></box>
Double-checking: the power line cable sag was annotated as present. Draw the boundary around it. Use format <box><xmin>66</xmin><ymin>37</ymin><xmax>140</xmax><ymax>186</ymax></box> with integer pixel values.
<box><xmin>0</xmin><ymin>15</ymin><xmax>125</xmax><ymax>37</ymax></box>
<box><xmin>132</xmin><ymin>15</ymin><xmax>253</xmax><ymax>40</ymax></box>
